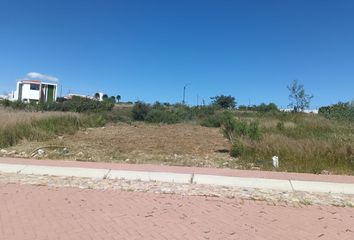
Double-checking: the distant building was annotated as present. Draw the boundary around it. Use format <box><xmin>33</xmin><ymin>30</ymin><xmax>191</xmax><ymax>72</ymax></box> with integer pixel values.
<box><xmin>280</xmin><ymin>108</ymin><xmax>318</xmax><ymax>114</ymax></box>
<box><xmin>64</xmin><ymin>93</ymin><xmax>94</xmax><ymax>100</ymax></box>
<box><xmin>13</xmin><ymin>80</ymin><xmax>57</xmax><ymax>103</ymax></box>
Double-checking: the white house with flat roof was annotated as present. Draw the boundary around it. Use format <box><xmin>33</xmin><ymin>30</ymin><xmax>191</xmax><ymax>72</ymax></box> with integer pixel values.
<box><xmin>13</xmin><ymin>80</ymin><xmax>57</xmax><ymax>103</ymax></box>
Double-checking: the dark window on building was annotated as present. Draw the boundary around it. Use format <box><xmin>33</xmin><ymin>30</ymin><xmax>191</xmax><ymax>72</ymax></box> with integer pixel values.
<box><xmin>30</xmin><ymin>84</ymin><xmax>40</xmax><ymax>90</ymax></box>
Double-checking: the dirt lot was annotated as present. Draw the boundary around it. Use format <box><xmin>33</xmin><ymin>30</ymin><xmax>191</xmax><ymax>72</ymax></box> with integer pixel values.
<box><xmin>2</xmin><ymin>122</ymin><xmax>234</xmax><ymax>168</ymax></box>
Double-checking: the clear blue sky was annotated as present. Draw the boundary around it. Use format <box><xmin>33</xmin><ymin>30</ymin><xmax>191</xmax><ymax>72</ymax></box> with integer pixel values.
<box><xmin>0</xmin><ymin>0</ymin><xmax>353</xmax><ymax>108</ymax></box>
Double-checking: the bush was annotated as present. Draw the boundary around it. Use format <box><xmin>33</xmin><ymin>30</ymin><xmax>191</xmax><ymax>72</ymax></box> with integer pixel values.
<box><xmin>234</xmin><ymin>120</ymin><xmax>248</xmax><ymax>136</ymax></box>
<box><xmin>220</xmin><ymin>111</ymin><xmax>238</xmax><ymax>143</ymax></box>
<box><xmin>199</xmin><ymin>114</ymin><xmax>223</xmax><ymax>128</ymax></box>
<box><xmin>319</xmin><ymin>101</ymin><xmax>354</xmax><ymax>122</ymax></box>
<box><xmin>172</xmin><ymin>104</ymin><xmax>194</xmax><ymax>121</ymax></box>
<box><xmin>132</xmin><ymin>101</ymin><xmax>151</xmax><ymax>121</ymax></box>
<box><xmin>238</xmin><ymin>103</ymin><xmax>279</xmax><ymax>113</ymax></box>
<box><xmin>0</xmin><ymin>97</ymin><xmax>114</xmax><ymax>113</ymax></box>
<box><xmin>0</xmin><ymin>99</ymin><xmax>11</xmax><ymax>107</ymax></box>
<box><xmin>145</xmin><ymin>109</ymin><xmax>179</xmax><ymax>124</ymax></box>
<box><xmin>248</xmin><ymin>121</ymin><xmax>262</xmax><ymax>141</ymax></box>
<box><xmin>276</xmin><ymin>121</ymin><xmax>285</xmax><ymax>131</ymax></box>
<box><xmin>218</xmin><ymin>111</ymin><xmax>262</xmax><ymax>143</ymax></box>
<box><xmin>230</xmin><ymin>141</ymin><xmax>244</xmax><ymax>158</ymax></box>
<box><xmin>102</xmin><ymin>109</ymin><xmax>132</xmax><ymax>123</ymax></box>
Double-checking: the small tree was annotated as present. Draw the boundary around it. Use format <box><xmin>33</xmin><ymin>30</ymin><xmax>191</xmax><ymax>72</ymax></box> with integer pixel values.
<box><xmin>210</xmin><ymin>95</ymin><xmax>236</xmax><ymax>109</ymax></box>
<box><xmin>287</xmin><ymin>80</ymin><xmax>313</xmax><ymax>112</ymax></box>
<box><xmin>116</xmin><ymin>95</ymin><xmax>121</xmax><ymax>103</ymax></box>
<box><xmin>94</xmin><ymin>92</ymin><xmax>100</xmax><ymax>100</ymax></box>
<box><xmin>102</xmin><ymin>94</ymin><xmax>108</xmax><ymax>101</ymax></box>
<box><xmin>110</xmin><ymin>96</ymin><xmax>116</xmax><ymax>103</ymax></box>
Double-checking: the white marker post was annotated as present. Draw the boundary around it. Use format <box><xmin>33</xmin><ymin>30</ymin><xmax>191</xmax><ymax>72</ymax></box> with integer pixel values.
<box><xmin>272</xmin><ymin>156</ymin><xmax>279</xmax><ymax>168</ymax></box>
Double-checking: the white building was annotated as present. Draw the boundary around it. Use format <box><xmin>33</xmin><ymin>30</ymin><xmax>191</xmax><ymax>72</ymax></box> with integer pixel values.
<box><xmin>13</xmin><ymin>80</ymin><xmax>57</xmax><ymax>103</ymax></box>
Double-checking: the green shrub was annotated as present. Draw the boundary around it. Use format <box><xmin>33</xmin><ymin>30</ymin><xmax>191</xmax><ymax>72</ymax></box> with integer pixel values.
<box><xmin>0</xmin><ymin>97</ymin><xmax>114</xmax><ymax>113</ymax></box>
<box><xmin>218</xmin><ymin>111</ymin><xmax>262</xmax><ymax>143</ymax></box>
<box><xmin>248</xmin><ymin>121</ymin><xmax>262</xmax><ymax>141</ymax></box>
<box><xmin>319</xmin><ymin>101</ymin><xmax>354</xmax><ymax>122</ymax></box>
<box><xmin>276</xmin><ymin>121</ymin><xmax>285</xmax><ymax>131</ymax></box>
<box><xmin>172</xmin><ymin>104</ymin><xmax>193</xmax><ymax>121</ymax></box>
<box><xmin>0</xmin><ymin>99</ymin><xmax>11</xmax><ymax>107</ymax></box>
<box><xmin>238</xmin><ymin>103</ymin><xmax>279</xmax><ymax>113</ymax></box>
<box><xmin>199</xmin><ymin>113</ymin><xmax>223</xmax><ymax>127</ymax></box>
<box><xmin>102</xmin><ymin>109</ymin><xmax>132</xmax><ymax>123</ymax></box>
<box><xmin>132</xmin><ymin>101</ymin><xmax>151</xmax><ymax>121</ymax></box>
<box><xmin>145</xmin><ymin>109</ymin><xmax>179</xmax><ymax>124</ymax></box>
<box><xmin>230</xmin><ymin>141</ymin><xmax>244</xmax><ymax>158</ymax></box>
<box><xmin>220</xmin><ymin>111</ymin><xmax>238</xmax><ymax>143</ymax></box>
<box><xmin>234</xmin><ymin>120</ymin><xmax>248</xmax><ymax>136</ymax></box>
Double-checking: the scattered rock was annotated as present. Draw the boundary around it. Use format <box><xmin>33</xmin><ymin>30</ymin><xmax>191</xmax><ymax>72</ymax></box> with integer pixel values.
<box><xmin>37</xmin><ymin>149</ymin><xmax>45</xmax><ymax>156</ymax></box>
<box><xmin>77</xmin><ymin>152</ymin><xmax>84</xmax><ymax>157</ymax></box>
<box><xmin>19</xmin><ymin>152</ymin><xmax>27</xmax><ymax>157</ymax></box>
<box><xmin>0</xmin><ymin>149</ymin><xmax>7</xmax><ymax>154</ymax></box>
<box><xmin>7</xmin><ymin>150</ymin><xmax>17</xmax><ymax>155</ymax></box>
<box><xmin>62</xmin><ymin>148</ymin><xmax>69</xmax><ymax>154</ymax></box>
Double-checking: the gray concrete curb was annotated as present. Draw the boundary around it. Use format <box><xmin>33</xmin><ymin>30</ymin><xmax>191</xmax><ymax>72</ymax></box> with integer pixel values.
<box><xmin>1</xmin><ymin>163</ymin><xmax>353</xmax><ymax>195</ymax></box>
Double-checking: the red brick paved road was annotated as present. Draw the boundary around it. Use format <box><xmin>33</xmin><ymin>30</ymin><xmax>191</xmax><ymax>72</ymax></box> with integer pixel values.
<box><xmin>0</xmin><ymin>184</ymin><xmax>353</xmax><ymax>240</ymax></box>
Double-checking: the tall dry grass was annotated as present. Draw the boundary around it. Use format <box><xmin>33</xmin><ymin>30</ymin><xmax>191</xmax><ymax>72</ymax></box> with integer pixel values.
<box><xmin>0</xmin><ymin>107</ymin><xmax>106</xmax><ymax>148</ymax></box>
<box><xmin>0</xmin><ymin>107</ymin><xmax>78</xmax><ymax>127</ymax></box>
<box><xmin>232</xmin><ymin>112</ymin><xmax>354</xmax><ymax>174</ymax></box>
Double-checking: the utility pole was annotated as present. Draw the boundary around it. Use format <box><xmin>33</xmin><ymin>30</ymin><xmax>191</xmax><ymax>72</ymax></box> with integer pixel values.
<box><xmin>182</xmin><ymin>83</ymin><xmax>190</xmax><ymax>104</ymax></box>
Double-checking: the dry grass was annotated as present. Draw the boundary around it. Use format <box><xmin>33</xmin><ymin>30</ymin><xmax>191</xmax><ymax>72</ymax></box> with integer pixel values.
<box><xmin>235</xmin><ymin>113</ymin><xmax>354</xmax><ymax>174</ymax></box>
<box><xmin>0</xmin><ymin>107</ymin><xmax>105</xmax><ymax>148</ymax></box>
<box><xmin>0</xmin><ymin>107</ymin><xmax>78</xmax><ymax>127</ymax></box>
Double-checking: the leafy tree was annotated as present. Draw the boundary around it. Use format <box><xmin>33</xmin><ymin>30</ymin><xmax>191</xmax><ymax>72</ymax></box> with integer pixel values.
<box><xmin>255</xmin><ymin>103</ymin><xmax>279</xmax><ymax>112</ymax></box>
<box><xmin>210</xmin><ymin>95</ymin><xmax>236</xmax><ymax>109</ymax></box>
<box><xmin>116</xmin><ymin>95</ymin><xmax>121</xmax><ymax>103</ymax></box>
<box><xmin>110</xmin><ymin>96</ymin><xmax>116</xmax><ymax>103</ymax></box>
<box><xmin>287</xmin><ymin>80</ymin><xmax>313</xmax><ymax>112</ymax></box>
<box><xmin>102</xmin><ymin>94</ymin><xmax>108</xmax><ymax>101</ymax></box>
<box><xmin>94</xmin><ymin>92</ymin><xmax>100</xmax><ymax>100</ymax></box>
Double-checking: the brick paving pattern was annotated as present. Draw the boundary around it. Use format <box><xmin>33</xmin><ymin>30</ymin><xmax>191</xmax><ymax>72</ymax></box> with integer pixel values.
<box><xmin>1</xmin><ymin>183</ymin><xmax>353</xmax><ymax>240</ymax></box>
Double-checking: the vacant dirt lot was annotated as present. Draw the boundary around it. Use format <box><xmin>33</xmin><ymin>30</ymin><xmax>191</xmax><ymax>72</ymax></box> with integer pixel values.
<box><xmin>3</xmin><ymin>122</ymin><xmax>233</xmax><ymax>167</ymax></box>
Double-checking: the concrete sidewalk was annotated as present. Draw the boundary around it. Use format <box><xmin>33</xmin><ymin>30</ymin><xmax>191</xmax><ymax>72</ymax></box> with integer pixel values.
<box><xmin>1</xmin><ymin>157</ymin><xmax>354</xmax><ymax>194</ymax></box>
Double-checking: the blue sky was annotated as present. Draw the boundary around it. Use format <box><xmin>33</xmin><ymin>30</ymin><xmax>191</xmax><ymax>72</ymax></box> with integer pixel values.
<box><xmin>0</xmin><ymin>0</ymin><xmax>353</xmax><ymax>108</ymax></box>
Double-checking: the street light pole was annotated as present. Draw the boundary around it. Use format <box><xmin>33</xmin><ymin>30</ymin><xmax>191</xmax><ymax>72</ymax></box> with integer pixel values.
<box><xmin>182</xmin><ymin>83</ymin><xmax>190</xmax><ymax>104</ymax></box>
